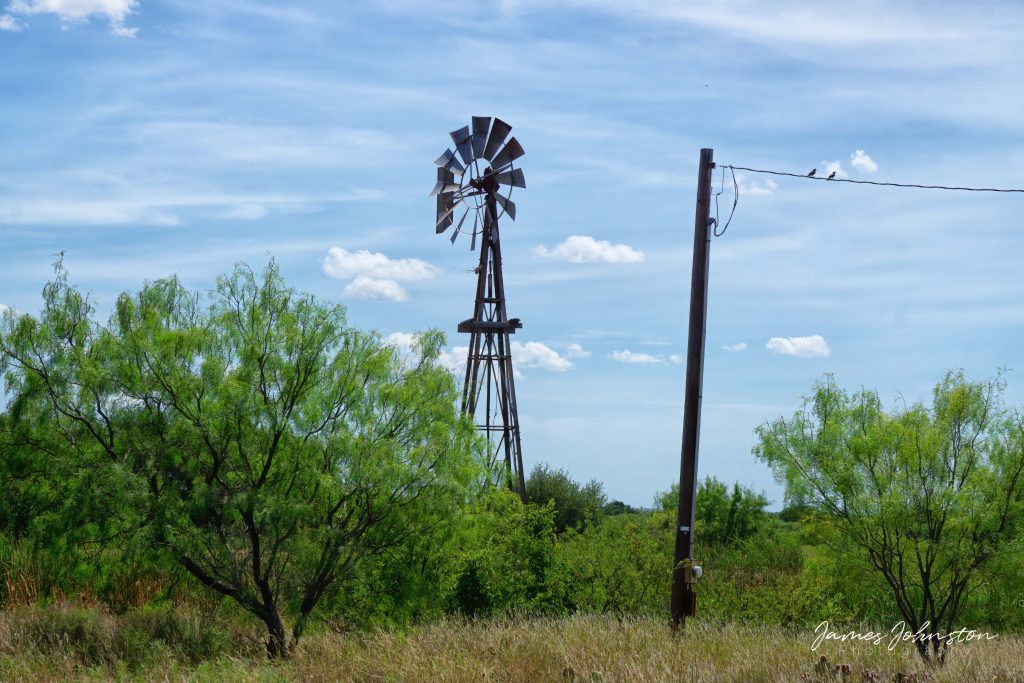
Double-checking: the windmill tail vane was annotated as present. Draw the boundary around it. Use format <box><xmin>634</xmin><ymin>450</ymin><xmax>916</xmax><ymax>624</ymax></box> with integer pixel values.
<box><xmin>431</xmin><ymin>116</ymin><xmax>526</xmax><ymax>499</ymax></box>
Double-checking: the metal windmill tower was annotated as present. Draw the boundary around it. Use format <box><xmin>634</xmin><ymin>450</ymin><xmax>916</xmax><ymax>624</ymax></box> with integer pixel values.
<box><xmin>431</xmin><ymin>116</ymin><xmax>527</xmax><ymax>498</ymax></box>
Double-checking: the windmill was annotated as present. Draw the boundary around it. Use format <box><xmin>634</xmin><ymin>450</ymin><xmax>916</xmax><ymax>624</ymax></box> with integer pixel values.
<box><xmin>431</xmin><ymin>116</ymin><xmax>527</xmax><ymax>498</ymax></box>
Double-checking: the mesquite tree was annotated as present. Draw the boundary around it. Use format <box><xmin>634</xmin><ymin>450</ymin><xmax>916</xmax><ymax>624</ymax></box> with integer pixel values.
<box><xmin>0</xmin><ymin>261</ymin><xmax>482</xmax><ymax>658</ymax></box>
<box><xmin>755</xmin><ymin>372</ymin><xmax>1024</xmax><ymax>664</ymax></box>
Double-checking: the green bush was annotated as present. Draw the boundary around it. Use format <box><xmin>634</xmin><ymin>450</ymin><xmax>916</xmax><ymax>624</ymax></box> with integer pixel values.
<box><xmin>449</xmin><ymin>489</ymin><xmax>559</xmax><ymax>616</ymax></box>
<box><xmin>524</xmin><ymin>463</ymin><xmax>606</xmax><ymax>533</ymax></box>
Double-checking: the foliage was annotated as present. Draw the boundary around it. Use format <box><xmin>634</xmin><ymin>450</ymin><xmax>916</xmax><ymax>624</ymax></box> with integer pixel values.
<box><xmin>602</xmin><ymin>499</ymin><xmax>638</xmax><ymax>516</ymax></box>
<box><xmin>655</xmin><ymin>476</ymin><xmax>769</xmax><ymax>546</ymax></box>
<box><xmin>550</xmin><ymin>511</ymin><xmax>672</xmax><ymax>615</ymax></box>
<box><xmin>755</xmin><ymin>371</ymin><xmax>1024</xmax><ymax>663</ymax></box>
<box><xmin>0</xmin><ymin>261</ymin><xmax>483</xmax><ymax>657</ymax></box>
<box><xmin>449</xmin><ymin>489</ymin><xmax>559</xmax><ymax>615</ymax></box>
<box><xmin>523</xmin><ymin>463</ymin><xmax>606</xmax><ymax>533</ymax></box>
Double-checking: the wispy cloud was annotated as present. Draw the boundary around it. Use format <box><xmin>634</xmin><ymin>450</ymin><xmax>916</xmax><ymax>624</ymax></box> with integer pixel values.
<box><xmin>519</xmin><ymin>1</ymin><xmax>977</xmax><ymax>53</ymax></box>
<box><xmin>534</xmin><ymin>235</ymin><xmax>644</xmax><ymax>264</ymax></box>
<box><xmin>766</xmin><ymin>335</ymin><xmax>831</xmax><ymax>358</ymax></box>
<box><xmin>7</xmin><ymin>0</ymin><xmax>138</xmax><ymax>35</ymax></box>
<box><xmin>0</xmin><ymin>188</ymin><xmax>383</xmax><ymax>226</ymax></box>
<box><xmin>669</xmin><ymin>353</ymin><xmax>682</xmax><ymax>365</ymax></box>
<box><xmin>0</xmin><ymin>13</ymin><xmax>21</xmax><ymax>30</ymax></box>
<box><xmin>736</xmin><ymin>175</ymin><xmax>777</xmax><ymax>196</ymax></box>
<box><xmin>134</xmin><ymin>121</ymin><xmax>402</xmax><ymax>168</ymax></box>
<box><xmin>722</xmin><ymin>342</ymin><xmax>748</xmax><ymax>352</ymax></box>
<box><xmin>565</xmin><ymin>343</ymin><xmax>591</xmax><ymax>358</ymax></box>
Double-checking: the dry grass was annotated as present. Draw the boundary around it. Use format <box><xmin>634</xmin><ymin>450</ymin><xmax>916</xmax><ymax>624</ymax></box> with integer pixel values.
<box><xmin>1</xmin><ymin>610</ymin><xmax>1022</xmax><ymax>682</ymax></box>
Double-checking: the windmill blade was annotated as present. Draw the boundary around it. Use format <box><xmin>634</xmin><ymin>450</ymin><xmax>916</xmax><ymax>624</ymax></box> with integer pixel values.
<box><xmin>429</xmin><ymin>181</ymin><xmax>461</xmax><ymax>196</ymax></box>
<box><xmin>455</xmin><ymin>205</ymin><xmax>470</xmax><ymax>231</ymax></box>
<box><xmin>435</xmin><ymin>195</ymin><xmax>454</xmax><ymax>233</ymax></box>
<box><xmin>490</xmin><ymin>136</ymin><xmax>525</xmax><ymax>171</ymax></box>
<box><xmin>470</xmin><ymin>211</ymin><xmax>479</xmax><ymax>250</ymax></box>
<box><xmin>450</xmin><ymin>125</ymin><xmax>473</xmax><ymax>165</ymax></box>
<box><xmin>434</xmin><ymin>148</ymin><xmax>454</xmax><ymax>167</ymax></box>
<box><xmin>483</xmin><ymin>118</ymin><xmax>512</xmax><ymax>161</ymax></box>
<box><xmin>436</xmin><ymin>192</ymin><xmax>462</xmax><ymax>232</ymax></box>
<box><xmin>439</xmin><ymin>204</ymin><xmax>469</xmax><ymax>235</ymax></box>
<box><xmin>471</xmin><ymin>117</ymin><xmax>491</xmax><ymax>160</ymax></box>
<box><xmin>495</xmin><ymin>168</ymin><xmax>526</xmax><ymax>188</ymax></box>
<box><xmin>450</xmin><ymin>228</ymin><xmax>459</xmax><ymax>244</ymax></box>
<box><xmin>434</xmin><ymin>149</ymin><xmax>465</xmax><ymax>176</ymax></box>
<box><xmin>429</xmin><ymin>167</ymin><xmax>460</xmax><ymax>196</ymax></box>
<box><xmin>495</xmin><ymin>193</ymin><xmax>516</xmax><ymax>221</ymax></box>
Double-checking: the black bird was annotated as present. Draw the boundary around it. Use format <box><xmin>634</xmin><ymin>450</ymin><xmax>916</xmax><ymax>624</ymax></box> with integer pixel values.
<box><xmin>827</xmin><ymin>171</ymin><xmax>836</xmax><ymax>180</ymax></box>
<box><xmin>807</xmin><ymin>169</ymin><xmax>816</xmax><ymax>177</ymax></box>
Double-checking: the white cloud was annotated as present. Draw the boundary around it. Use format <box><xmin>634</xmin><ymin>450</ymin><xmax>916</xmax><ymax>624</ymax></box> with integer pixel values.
<box><xmin>533</xmin><ymin>235</ymin><xmax>644</xmax><ymax>264</ymax></box>
<box><xmin>722</xmin><ymin>342</ymin><xmax>748</xmax><ymax>352</ymax></box>
<box><xmin>0</xmin><ymin>304</ymin><xmax>10</xmax><ymax>315</ymax></box>
<box><xmin>385</xmin><ymin>331</ymin><xmax>418</xmax><ymax>354</ymax></box>
<box><xmin>850</xmin><ymin>149</ymin><xmax>879</xmax><ymax>174</ymax></box>
<box><xmin>608</xmin><ymin>349</ymin><xmax>664</xmax><ymax>364</ymax></box>
<box><xmin>820</xmin><ymin>160</ymin><xmax>848</xmax><ymax>179</ymax></box>
<box><xmin>511</xmin><ymin>341</ymin><xmax>573</xmax><ymax>372</ymax></box>
<box><xmin>8</xmin><ymin>0</ymin><xmax>138</xmax><ymax>35</ymax></box>
<box><xmin>669</xmin><ymin>354</ymin><xmax>683</xmax><ymax>365</ymax></box>
<box><xmin>323</xmin><ymin>247</ymin><xmax>439</xmax><ymax>282</ymax></box>
<box><xmin>565</xmin><ymin>343</ymin><xmax>591</xmax><ymax>359</ymax></box>
<box><xmin>343</xmin><ymin>276</ymin><xmax>407</xmax><ymax>303</ymax></box>
<box><xmin>0</xmin><ymin>13</ymin><xmax>22</xmax><ymax>29</ymax></box>
<box><xmin>437</xmin><ymin>346</ymin><xmax>469</xmax><ymax>374</ymax></box>
<box><xmin>436</xmin><ymin>341</ymin><xmax>572</xmax><ymax>375</ymax></box>
<box><xmin>766</xmin><ymin>335</ymin><xmax>831</xmax><ymax>358</ymax></box>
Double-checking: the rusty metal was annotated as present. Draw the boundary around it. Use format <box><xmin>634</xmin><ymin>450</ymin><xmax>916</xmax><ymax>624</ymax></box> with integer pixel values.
<box><xmin>432</xmin><ymin>118</ymin><xmax>527</xmax><ymax>499</ymax></box>
<box><xmin>670</xmin><ymin>147</ymin><xmax>715</xmax><ymax>629</ymax></box>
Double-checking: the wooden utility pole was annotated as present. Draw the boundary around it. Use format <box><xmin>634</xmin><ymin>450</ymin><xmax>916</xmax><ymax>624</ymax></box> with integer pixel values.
<box><xmin>670</xmin><ymin>147</ymin><xmax>714</xmax><ymax>629</ymax></box>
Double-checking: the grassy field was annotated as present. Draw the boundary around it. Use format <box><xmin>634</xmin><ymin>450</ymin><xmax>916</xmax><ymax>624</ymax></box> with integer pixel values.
<box><xmin>1</xmin><ymin>605</ymin><xmax>1022</xmax><ymax>682</ymax></box>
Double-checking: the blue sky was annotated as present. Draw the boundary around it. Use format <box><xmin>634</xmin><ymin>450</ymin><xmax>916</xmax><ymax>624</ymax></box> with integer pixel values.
<box><xmin>3</xmin><ymin>1</ymin><xmax>1024</xmax><ymax>508</ymax></box>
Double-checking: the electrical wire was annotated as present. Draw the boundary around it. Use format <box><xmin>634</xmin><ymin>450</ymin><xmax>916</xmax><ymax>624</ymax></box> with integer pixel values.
<box><xmin>715</xmin><ymin>165</ymin><xmax>738</xmax><ymax>237</ymax></box>
<box><xmin>722</xmin><ymin>165</ymin><xmax>1024</xmax><ymax>193</ymax></box>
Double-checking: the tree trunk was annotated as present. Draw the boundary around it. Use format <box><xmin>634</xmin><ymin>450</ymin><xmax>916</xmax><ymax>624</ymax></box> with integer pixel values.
<box><xmin>263</xmin><ymin>609</ymin><xmax>289</xmax><ymax>659</ymax></box>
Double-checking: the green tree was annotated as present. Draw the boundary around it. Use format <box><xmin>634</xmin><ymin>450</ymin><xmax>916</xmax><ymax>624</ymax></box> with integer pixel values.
<box><xmin>524</xmin><ymin>463</ymin><xmax>606</xmax><ymax>533</ymax></box>
<box><xmin>655</xmin><ymin>477</ymin><xmax>769</xmax><ymax>546</ymax></box>
<box><xmin>755</xmin><ymin>371</ymin><xmax>1024</xmax><ymax>664</ymax></box>
<box><xmin>0</xmin><ymin>262</ymin><xmax>482</xmax><ymax>658</ymax></box>
<box><xmin>602</xmin><ymin>500</ymin><xmax>638</xmax><ymax>516</ymax></box>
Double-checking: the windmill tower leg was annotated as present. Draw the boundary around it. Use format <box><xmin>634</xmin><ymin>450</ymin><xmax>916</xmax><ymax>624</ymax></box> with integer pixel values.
<box><xmin>459</xmin><ymin>194</ymin><xmax>525</xmax><ymax>500</ymax></box>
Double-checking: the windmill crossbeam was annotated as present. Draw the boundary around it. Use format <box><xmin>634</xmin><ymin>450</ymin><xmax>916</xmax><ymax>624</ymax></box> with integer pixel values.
<box><xmin>457</xmin><ymin>319</ymin><xmax>522</xmax><ymax>333</ymax></box>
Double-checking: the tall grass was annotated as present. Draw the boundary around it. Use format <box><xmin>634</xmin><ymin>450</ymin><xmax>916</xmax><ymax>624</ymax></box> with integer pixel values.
<box><xmin>0</xmin><ymin>607</ymin><xmax>1021</xmax><ymax>682</ymax></box>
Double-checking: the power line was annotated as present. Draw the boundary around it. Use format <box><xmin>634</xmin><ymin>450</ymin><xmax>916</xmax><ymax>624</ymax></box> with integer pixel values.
<box><xmin>722</xmin><ymin>165</ymin><xmax>1024</xmax><ymax>194</ymax></box>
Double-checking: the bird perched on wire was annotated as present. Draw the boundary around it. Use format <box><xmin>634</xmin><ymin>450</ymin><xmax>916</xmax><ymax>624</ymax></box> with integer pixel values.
<box><xmin>827</xmin><ymin>171</ymin><xmax>837</xmax><ymax>180</ymax></box>
<box><xmin>807</xmin><ymin>169</ymin><xmax>816</xmax><ymax>177</ymax></box>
